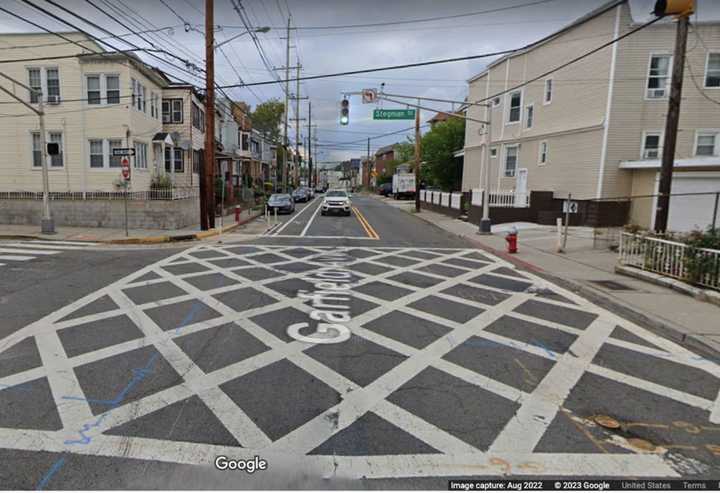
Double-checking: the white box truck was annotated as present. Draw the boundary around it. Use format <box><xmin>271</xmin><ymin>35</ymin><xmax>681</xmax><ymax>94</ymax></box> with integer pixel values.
<box><xmin>392</xmin><ymin>173</ymin><xmax>416</xmax><ymax>200</ymax></box>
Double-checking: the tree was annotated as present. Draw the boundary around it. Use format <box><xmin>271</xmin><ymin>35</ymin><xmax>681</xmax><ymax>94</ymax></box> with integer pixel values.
<box><xmin>250</xmin><ymin>99</ymin><xmax>285</xmax><ymax>143</ymax></box>
<box><xmin>420</xmin><ymin>117</ymin><xmax>465</xmax><ymax>191</ymax></box>
<box><xmin>394</xmin><ymin>141</ymin><xmax>414</xmax><ymax>163</ymax></box>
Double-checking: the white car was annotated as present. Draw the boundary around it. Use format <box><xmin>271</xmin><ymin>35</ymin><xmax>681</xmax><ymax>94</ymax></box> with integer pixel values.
<box><xmin>321</xmin><ymin>190</ymin><xmax>352</xmax><ymax>216</ymax></box>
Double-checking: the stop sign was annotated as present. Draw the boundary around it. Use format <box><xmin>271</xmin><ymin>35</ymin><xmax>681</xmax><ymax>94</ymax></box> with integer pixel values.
<box><xmin>121</xmin><ymin>157</ymin><xmax>130</xmax><ymax>180</ymax></box>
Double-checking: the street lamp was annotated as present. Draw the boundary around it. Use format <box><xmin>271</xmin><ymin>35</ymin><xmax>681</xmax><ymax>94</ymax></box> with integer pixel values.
<box><xmin>215</xmin><ymin>27</ymin><xmax>270</xmax><ymax>49</ymax></box>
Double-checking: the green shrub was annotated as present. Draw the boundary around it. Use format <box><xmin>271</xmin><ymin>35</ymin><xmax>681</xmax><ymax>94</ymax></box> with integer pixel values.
<box><xmin>150</xmin><ymin>173</ymin><xmax>173</xmax><ymax>190</ymax></box>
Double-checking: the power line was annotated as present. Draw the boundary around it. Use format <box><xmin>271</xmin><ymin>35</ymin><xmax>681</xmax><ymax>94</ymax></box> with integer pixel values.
<box><xmin>0</xmin><ymin>25</ymin><xmax>180</xmax><ymax>50</ymax></box>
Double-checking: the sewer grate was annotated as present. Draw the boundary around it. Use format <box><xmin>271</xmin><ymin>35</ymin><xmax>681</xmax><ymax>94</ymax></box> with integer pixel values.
<box><xmin>590</xmin><ymin>280</ymin><xmax>635</xmax><ymax>291</ymax></box>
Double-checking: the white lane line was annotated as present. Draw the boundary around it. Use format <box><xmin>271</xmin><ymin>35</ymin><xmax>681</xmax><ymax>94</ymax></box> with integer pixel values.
<box><xmin>273</xmin><ymin>197</ymin><xmax>318</xmax><ymax>236</ymax></box>
<box><xmin>2</xmin><ymin>242</ymin><xmax>93</xmax><ymax>251</ymax></box>
<box><xmin>0</xmin><ymin>247</ymin><xmax>60</xmax><ymax>255</ymax></box>
<box><xmin>0</xmin><ymin>255</ymin><xmax>35</xmax><ymax>261</ymax></box>
<box><xmin>269</xmin><ymin>235</ymin><xmax>374</xmax><ymax>240</ymax></box>
<box><xmin>300</xmin><ymin>199</ymin><xmax>324</xmax><ymax>237</ymax></box>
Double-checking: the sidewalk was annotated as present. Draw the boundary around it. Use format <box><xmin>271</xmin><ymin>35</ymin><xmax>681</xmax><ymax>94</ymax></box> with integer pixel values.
<box><xmin>379</xmin><ymin>196</ymin><xmax>720</xmax><ymax>356</ymax></box>
<box><xmin>0</xmin><ymin>208</ymin><xmax>263</xmax><ymax>244</ymax></box>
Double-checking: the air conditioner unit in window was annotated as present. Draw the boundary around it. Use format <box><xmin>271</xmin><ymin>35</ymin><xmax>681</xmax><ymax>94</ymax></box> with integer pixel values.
<box><xmin>46</xmin><ymin>95</ymin><xmax>61</xmax><ymax>105</ymax></box>
<box><xmin>648</xmin><ymin>88</ymin><xmax>666</xmax><ymax>99</ymax></box>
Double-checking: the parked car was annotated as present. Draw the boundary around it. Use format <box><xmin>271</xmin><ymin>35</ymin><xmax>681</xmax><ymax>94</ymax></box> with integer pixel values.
<box><xmin>321</xmin><ymin>190</ymin><xmax>352</xmax><ymax>216</ymax></box>
<box><xmin>291</xmin><ymin>188</ymin><xmax>310</xmax><ymax>203</ymax></box>
<box><xmin>377</xmin><ymin>183</ymin><xmax>392</xmax><ymax>196</ymax></box>
<box><xmin>267</xmin><ymin>194</ymin><xmax>295</xmax><ymax>214</ymax></box>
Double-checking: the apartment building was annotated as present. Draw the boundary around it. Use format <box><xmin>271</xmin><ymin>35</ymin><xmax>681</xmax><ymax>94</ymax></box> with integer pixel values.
<box><xmin>0</xmin><ymin>32</ymin><xmax>172</xmax><ymax>193</ymax></box>
<box><xmin>462</xmin><ymin>0</ymin><xmax>720</xmax><ymax>230</ymax></box>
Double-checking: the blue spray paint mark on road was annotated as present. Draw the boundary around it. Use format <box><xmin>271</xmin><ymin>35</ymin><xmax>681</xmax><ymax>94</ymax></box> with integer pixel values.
<box><xmin>0</xmin><ymin>382</ymin><xmax>33</xmax><ymax>392</ymax></box>
<box><xmin>531</xmin><ymin>339</ymin><xmax>557</xmax><ymax>359</ymax></box>
<box><xmin>175</xmin><ymin>301</ymin><xmax>205</xmax><ymax>335</ymax></box>
<box><xmin>35</xmin><ymin>457</ymin><xmax>65</xmax><ymax>490</ymax></box>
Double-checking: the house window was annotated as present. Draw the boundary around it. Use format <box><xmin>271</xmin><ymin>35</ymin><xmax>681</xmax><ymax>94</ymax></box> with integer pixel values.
<box><xmin>134</xmin><ymin>142</ymin><xmax>148</xmax><ymax>169</ymax></box>
<box><xmin>192</xmin><ymin>102</ymin><xmax>205</xmax><ymax>130</ymax></box>
<box><xmin>89</xmin><ymin>139</ymin><xmax>104</xmax><ymax>168</ymax></box>
<box><xmin>164</xmin><ymin>148</ymin><xmax>184</xmax><ymax>172</ymax></box>
<box><xmin>31</xmin><ymin>132</ymin><xmax>41</xmax><ymax>167</ymax></box>
<box><xmin>507</xmin><ymin>91</ymin><xmax>521</xmax><ymax>123</ymax></box>
<box><xmin>131</xmin><ymin>78</ymin><xmax>137</xmax><ymax>107</ymax></box>
<box><xmin>193</xmin><ymin>149</ymin><xmax>203</xmax><ymax>174</ymax></box>
<box><xmin>28</xmin><ymin>68</ymin><xmax>41</xmax><ymax>103</ymax></box>
<box><xmin>164</xmin><ymin>147</ymin><xmax>172</xmax><ymax>172</ymax></box>
<box><xmin>241</xmin><ymin>132</ymin><xmax>249</xmax><ymax>151</ymax></box>
<box><xmin>647</xmin><ymin>54</ymin><xmax>671</xmax><ymax>99</ymax></box>
<box><xmin>706</xmin><ymin>53</ymin><xmax>720</xmax><ymax>88</ymax></box>
<box><xmin>48</xmin><ymin>132</ymin><xmax>63</xmax><ymax>167</ymax></box>
<box><xmin>504</xmin><ymin>145</ymin><xmax>518</xmax><ymax>177</ymax></box>
<box><xmin>162</xmin><ymin>99</ymin><xmax>183</xmax><ymax>123</ymax></box>
<box><xmin>544</xmin><ymin>79</ymin><xmax>553</xmax><ymax>104</ymax></box>
<box><xmin>108</xmin><ymin>139</ymin><xmax>123</xmax><ymax>167</ymax></box>
<box><xmin>106</xmin><ymin>75</ymin><xmax>120</xmax><ymax>104</ymax></box>
<box><xmin>526</xmin><ymin>104</ymin><xmax>534</xmax><ymax>129</ymax></box>
<box><xmin>141</xmin><ymin>85</ymin><xmax>146</xmax><ymax>113</ymax></box>
<box><xmin>642</xmin><ymin>132</ymin><xmax>662</xmax><ymax>159</ymax></box>
<box><xmin>46</xmin><ymin>68</ymin><xmax>59</xmax><ymax>101</ymax></box>
<box><xmin>539</xmin><ymin>141</ymin><xmax>548</xmax><ymax>165</ymax></box>
<box><xmin>87</xmin><ymin>76</ymin><xmax>101</xmax><ymax>105</ymax></box>
<box><xmin>490</xmin><ymin>147</ymin><xmax>497</xmax><ymax>158</ymax></box>
<box><xmin>174</xmin><ymin>148</ymin><xmax>184</xmax><ymax>172</ymax></box>
<box><xmin>696</xmin><ymin>132</ymin><xmax>718</xmax><ymax>156</ymax></box>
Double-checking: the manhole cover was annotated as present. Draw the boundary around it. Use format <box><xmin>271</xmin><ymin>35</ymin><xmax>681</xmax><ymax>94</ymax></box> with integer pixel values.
<box><xmin>627</xmin><ymin>437</ymin><xmax>656</xmax><ymax>452</ymax></box>
<box><xmin>593</xmin><ymin>415</ymin><xmax>621</xmax><ymax>429</ymax></box>
<box><xmin>590</xmin><ymin>280</ymin><xmax>635</xmax><ymax>291</ymax></box>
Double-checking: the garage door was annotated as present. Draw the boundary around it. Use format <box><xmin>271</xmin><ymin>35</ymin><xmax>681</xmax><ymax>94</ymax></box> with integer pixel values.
<box><xmin>665</xmin><ymin>172</ymin><xmax>720</xmax><ymax>232</ymax></box>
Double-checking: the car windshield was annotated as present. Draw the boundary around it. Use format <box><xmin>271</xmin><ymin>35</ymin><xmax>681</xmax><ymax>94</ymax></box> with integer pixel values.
<box><xmin>326</xmin><ymin>191</ymin><xmax>347</xmax><ymax>198</ymax></box>
<box><xmin>269</xmin><ymin>194</ymin><xmax>290</xmax><ymax>201</ymax></box>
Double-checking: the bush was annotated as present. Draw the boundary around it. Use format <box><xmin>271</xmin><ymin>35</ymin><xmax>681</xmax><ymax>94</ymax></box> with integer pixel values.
<box><xmin>150</xmin><ymin>173</ymin><xmax>173</xmax><ymax>190</ymax></box>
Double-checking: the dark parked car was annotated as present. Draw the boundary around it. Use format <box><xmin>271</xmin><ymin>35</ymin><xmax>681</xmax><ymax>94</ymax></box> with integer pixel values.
<box><xmin>267</xmin><ymin>194</ymin><xmax>295</xmax><ymax>214</ymax></box>
<box><xmin>377</xmin><ymin>183</ymin><xmax>392</xmax><ymax>196</ymax></box>
<box><xmin>291</xmin><ymin>187</ymin><xmax>310</xmax><ymax>203</ymax></box>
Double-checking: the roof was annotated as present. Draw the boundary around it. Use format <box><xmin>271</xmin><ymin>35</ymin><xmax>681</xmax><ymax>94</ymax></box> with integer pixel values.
<box><xmin>468</xmin><ymin>0</ymin><xmax>626</xmax><ymax>83</ymax></box>
<box><xmin>374</xmin><ymin>144</ymin><xmax>396</xmax><ymax>156</ymax></box>
<box><xmin>428</xmin><ymin>111</ymin><xmax>462</xmax><ymax>124</ymax></box>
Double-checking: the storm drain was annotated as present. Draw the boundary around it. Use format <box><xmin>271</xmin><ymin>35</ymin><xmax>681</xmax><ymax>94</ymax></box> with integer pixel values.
<box><xmin>590</xmin><ymin>280</ymin><xmax>635</xmax><ymax>291</ymax></box>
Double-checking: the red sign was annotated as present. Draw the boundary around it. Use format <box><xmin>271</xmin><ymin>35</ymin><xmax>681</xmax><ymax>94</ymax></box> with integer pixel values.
<box><xmin>121</xmin><ymin>157</ymin><xmax>130</xmax><ymax>180</ymax></box>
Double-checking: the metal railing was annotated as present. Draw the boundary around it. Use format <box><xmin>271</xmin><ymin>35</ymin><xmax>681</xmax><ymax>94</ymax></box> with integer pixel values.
<box><xmin>0</xmin><ymin>187</ymin><xmax>200</xmax><ymax>201</ymax></box>
<box><xmin>469</xmin><ymin>189</ymin><xmax>530</xmax><ymax>208</ymax></box>
<box><xmin>619</xmin><ymin>232</ymin><xmax>720</xmax><ymax>290</ymax></box>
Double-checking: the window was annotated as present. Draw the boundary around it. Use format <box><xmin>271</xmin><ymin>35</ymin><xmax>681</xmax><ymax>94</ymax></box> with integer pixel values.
<box><xmin>48</xmin><ymin>132</ymin><xmax>63</xmax><ymax>167</ymax></box>
<box><xmin>696</xmin><ymin>131</ymin><xmax>718</xmax><ymax>156</ymax></box>
<box><xmin>87</xmin><ymin>76</ymin><xmax>101</xmax><ymax>105</ymax></box>
<box><xmin>134</xmin><ymin>142</ymin><xmax>148</xmax><ymax>169</ymax></box>
<box><xmin>89</xmin><ymin>139</ymin><xmax>104</xmax><ymax>168</ymax></box>
<box><xmin>108</xmin><ymin>140</ymin><xmax>123</xmax><ymax>168</ymax></box>
<box><xmin>141</xmin><ymin>85</ymin><xmax>147</xmax><ymax>112</ymax></box>
<box><xmin>46</xmin><ymin>68</ymin><xmax>59</xmax><ymax>101</ymax></box>
<box><xmin>193</xmin><ymin>149</ymin><xmax>203</xmax><ymax>174</ymax></box>
<box><xmin>647</xmin><ymin>54</ymin><xmax>671</xmax><ymax>99</ymax></box>
<box><xmin>131</xmin><ymin>78</ymin><xmax>137</xmax><ymax>107</ymax></box>
<box><xmin>507</xmin><ymin>91</ymin><xmax>521</xmax><ymax>123</ymax></box>
<box><xmin>28</xmin><ymin>68</ymin><xmax>42</xmax><ymax>103</ymax></box>
<box><xmin>150</xmin><ymin>93</ymin><xmax>157</xmax><ymax>118</ymax></box>
<box><xmin>642</xmin><ymin>132</ymin><xmax>662</xmax><ymax>159</ymax></box>
<box><xmin>162</xmin><ymin>99</ymin><xmax>183</xmax><ymax>123</ymax></box>
<box><xmin>539</xmin><ymin>141</ymin><xmax>548</xmax><ymax>165</ymax></box>
<box><xmin>165</xmin><ymin>148</ymin><xmax>184</xmax><ymax>172</ymax></box>
<box><xmin>526</xmin><ymin>104</ymin><xmax>534</xmax><ymax>129</ymax></box>
<box><xmin>544</xmin><ymin>79</ymin><xmax>553</xmax><ymax>104</ymax></box>
<box><xmin>174</xmin><ymin>148</ymin><xmax>184</xmax><ymax>172</ymax></box>
<box><xmin>106</xmin><ymin>75</ymin><xmax>120</xmax><ymax>104</ymax></box>
<box><xmin>192</xmin><ymin>102</ymin><xmax>205</xmax><ymax>130</ymax></box>
<box><xmin>31</xmin><ymin>132</ymin><xmax>41</xmax><ymax>167</ymax></box>
<box><xmin>504</xmin><ymin>145</ymin><xmax>518</xmax><ymax>177</ymax></box>
<box><xmin>706</xmin><ymin>53</ymin><xmax>720</xmax><ymax>88</ymax></box>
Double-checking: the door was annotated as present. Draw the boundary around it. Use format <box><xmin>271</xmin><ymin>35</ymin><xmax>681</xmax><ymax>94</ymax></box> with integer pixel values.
<box><xmin>515</xmin><ymin>168</ymin><xmax>528</xmax><ymax>207</ymax></box>
<box><xmin>663</xmin><ymin>172</ymin><xmax>720</xmax><ymax>232</ymax></box>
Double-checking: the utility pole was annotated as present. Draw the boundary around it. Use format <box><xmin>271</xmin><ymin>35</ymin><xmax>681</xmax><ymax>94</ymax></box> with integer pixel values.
<box><xmin>282</xmin><ymin>16</ymin><xmax>290</xmax><ymax>193</ymax></box>
<box><xmin>307</xmin><ymin>100</ymin><xmax>312</xmax><ymax>189</ymax></box>
<box><xmin>479</xmin><ymin>106</ymin><xmax>492</xmax><ymax>234</ymax></box>
<box><xmin>366</xmin><ymin>137</ymin><xmax>371</xmax><ymax>190</ymax></box>
<box><xmin>655</xmin><ymin>14</ymin><xmax>690</xmax><ymax>233</ymax></box>
<box><xmin>295</xmin><ymin>61</ymin><xmax>301</xmax><ymax>187</ymax></box>
<box><xmin>0</xmin><ymin>72</ymin><xmax>53</xmax><ymax>233</ymax></box>
<box><xmin>203</xmin><ymin>0</ymin><xmax>215</xmax><ymax>230</ymax></box>
<box><xmin>414</xmin><ymin>99</ymin><xmax>421</xmax><ymax>213</ymax></box>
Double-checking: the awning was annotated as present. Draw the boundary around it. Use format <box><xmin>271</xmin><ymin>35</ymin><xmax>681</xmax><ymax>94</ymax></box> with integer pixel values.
<box><xmin>151</xmin><ymin>133</ymin><xmax>175</xmax><ymax>146</ymax></box>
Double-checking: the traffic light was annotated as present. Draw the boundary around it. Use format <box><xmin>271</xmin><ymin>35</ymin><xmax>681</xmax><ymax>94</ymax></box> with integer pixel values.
<box><xmin>654</xmin><ymin>0</ymin><xmax>694</xmax><ymax>17</ymax></box>
<box><xmin>340</xmin><ymin>98</ymin><xmax>349</xmax><ymax>125</ymax></box>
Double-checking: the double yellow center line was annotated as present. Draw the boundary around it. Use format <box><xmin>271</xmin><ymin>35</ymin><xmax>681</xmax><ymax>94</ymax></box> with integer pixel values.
<box><xmin>352</xmin><ymin>206</ymin><xmax>380</xmax><ymax>240</ymax></box>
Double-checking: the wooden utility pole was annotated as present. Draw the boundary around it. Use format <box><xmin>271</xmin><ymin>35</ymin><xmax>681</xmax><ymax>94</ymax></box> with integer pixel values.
<box><xmin>367</xmin><ymin>137</ymin><xmax>371</xmax><ymax>190</ymax></box>
<box><xmin>307</xmin><ymin>100</ymin><xmax>312</xmax><ymax>188</ymax></box>
<box><xmin>414</xmin><ymin>100</ymin><xmax>421</xmax><ymax>213</ymax></box>
<box><xmin>655</xmin><ymin>15</ymin><xmax>690</xmax><ymax>233</ymax></box>
<box><xmin>295</xmin><ymin>61</ymin><xmax>301</xmax><ymax>187</ymax></box>
<box><xmin>203</xmin><ymin>0</ymin><xmax>215</xmax><ymax>230</ymax></box>
<box><xmin>282</xmin><ymin>16</ymin><xmax>290</xmax><ymax>193</ymax></box>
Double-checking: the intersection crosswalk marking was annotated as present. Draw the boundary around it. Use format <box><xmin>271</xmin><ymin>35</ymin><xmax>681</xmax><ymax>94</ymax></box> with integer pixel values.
<box><xmin>2</xmin><ymin>242</ymin><xmax>97</xmax><ymax>251</ymax></box>
<box><xmin>0</xmin><ymin>254</ymin><xmax>36</xmax><ymax>261</ymax></box>
<box><xmin>0</xmin><ymin>247</ymin><xmax>61</xmax><ymax>255</ymax></box>
<box><xmin>0</xmin><ymin>242</ymin><xmax>718</xmax><ymax>480</ymax></box>
<box><xmin>0</xmin><ymin>240</ymin><xmax>101</xmax><ymax>269</ymax></box>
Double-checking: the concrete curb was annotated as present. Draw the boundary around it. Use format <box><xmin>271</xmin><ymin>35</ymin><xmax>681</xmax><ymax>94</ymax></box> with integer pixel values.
<box><xmin>615</xmin><ymin>264</ymin><xmax>720</xmax><ymax>308</ymax></box>
<box><xmin>401</xmin><ymin>205</ymin><xmax>720</xmax><ymax>363</ymax></box>
<box><xmin>0</xmin><ymin>211</ymin><xmax>263</xmax><ymax>245</ymax></box>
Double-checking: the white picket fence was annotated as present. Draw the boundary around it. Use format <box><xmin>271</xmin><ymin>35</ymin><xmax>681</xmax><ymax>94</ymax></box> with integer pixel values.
<box><xmin>0</xmin><ymin>187</ymin><xmax>200</xmax><ymax>201</ymax></box>
<box><xmin>619</xmin><ymin>233</ymin><xmax>720</xmax><ymax>291</ymax></box>
<box><xmin>470</xmin><ymin>189</ymin><xmax>529</xmax><ymax>208</ymax></box>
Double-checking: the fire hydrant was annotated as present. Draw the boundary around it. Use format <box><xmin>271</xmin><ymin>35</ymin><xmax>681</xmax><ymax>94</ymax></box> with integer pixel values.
<box><xmin>234</xmin><ymin>205</ymin><xmax>242</xmax><ymax>223</ymax></box>
<box><xmin>505</xmin><ymin>227</ymin><xmax>518</xmax><ymax>254</ymax></box>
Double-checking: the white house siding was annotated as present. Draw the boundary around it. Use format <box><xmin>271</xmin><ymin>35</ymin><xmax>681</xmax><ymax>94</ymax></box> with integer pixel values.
<box><xmin>604</xmin><ymin>12</ymin><xmax>720</xmax><ymax>199</ymax></box>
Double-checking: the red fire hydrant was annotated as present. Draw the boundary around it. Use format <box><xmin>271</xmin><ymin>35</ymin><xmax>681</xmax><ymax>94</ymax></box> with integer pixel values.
<box><xmin>234</xmin><ymin>205</ymin><xmax>242</xmax><ymax>223</ymax></box>
<box><xmin>505</xmin><ymin>227</ymin><xmax>518</xmax><ymax>254</ymax></box>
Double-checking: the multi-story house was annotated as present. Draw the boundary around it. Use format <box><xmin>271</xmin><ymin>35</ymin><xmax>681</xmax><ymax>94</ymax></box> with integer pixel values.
<box><xmin>462</xmin><ymin>0</ymin><xmax>720</xmax><ymax>231</ymax></box>
<box><xmin>160</xmin><ymin>83</ymin><xmax>205</xmax><ymax>188</ymax></box>
<box><xmin>0</xmin><ymin>32</ymin><xmax>169</xmax><ymax>193</ymax></box>
<box><xmin>374</xmin><ymin>143</ymin><xmax>397</xmax><ymax>179</ymax></box>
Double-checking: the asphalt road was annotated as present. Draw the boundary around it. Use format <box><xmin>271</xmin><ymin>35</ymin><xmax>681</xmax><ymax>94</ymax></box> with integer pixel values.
<box><xmin>1</xmin><ymin>195</ymin><xmax>720</xmax><ymax>489</ymax></box>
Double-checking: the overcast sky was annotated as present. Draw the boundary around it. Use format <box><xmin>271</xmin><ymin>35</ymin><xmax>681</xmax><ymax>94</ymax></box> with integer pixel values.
<box><xmin>1</xmin><ymin>0</ymin><xmax>719</xmax><ymax>165</ymax></box>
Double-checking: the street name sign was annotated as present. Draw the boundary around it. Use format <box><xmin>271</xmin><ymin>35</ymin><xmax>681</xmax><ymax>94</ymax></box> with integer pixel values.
<box><xmin>373</xmin><ymin>109</ymin><xmax>416</xmax><ymax>120</ymax></box>
<box><xmin>112</xmin><ymin>147</ymin><xmax>135</xmax><ymax>157</ymax></box>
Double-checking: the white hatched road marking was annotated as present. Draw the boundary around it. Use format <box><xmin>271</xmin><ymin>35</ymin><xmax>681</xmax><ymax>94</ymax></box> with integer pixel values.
<box><xmin>0</xmin><ymin>254</ymin><xmax>35</xmax><ymax>261</ymax></box>
<box><xmin>0</xmin><ymin>247</ymin><xmax>60</xmax><ymax>255</ymax></box>
<box><xmin>0</xmin><ymin>240</ymin><xmax>100</xmax><ymax>267</ymax></box>
<box><xmin>0</xmin><ymin>242</ymin><xmax>717</xmax><ymax>481</ymax></box>
<box><xmin>2</xmin><ymin>242</ymin><xmax>96</xmax><ymax>251</ymax></box>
